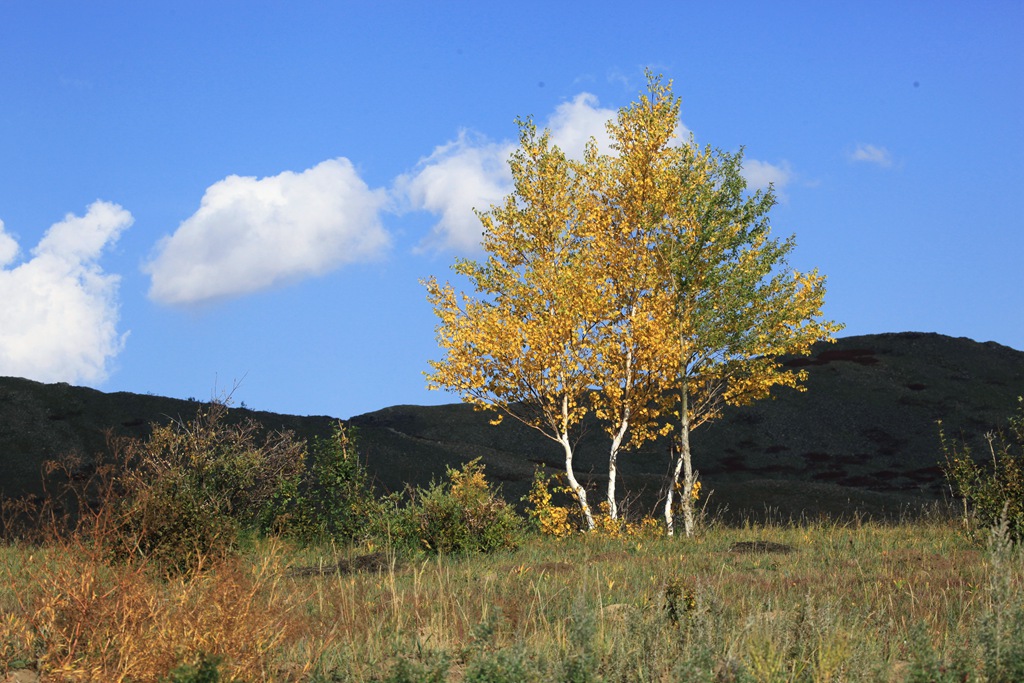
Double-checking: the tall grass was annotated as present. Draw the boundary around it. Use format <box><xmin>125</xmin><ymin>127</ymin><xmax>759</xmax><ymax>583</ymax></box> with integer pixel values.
<box><xmin>4</xmin><ymin>515</ymin><xmax>1022</xmax><ymax>681</ymax></box>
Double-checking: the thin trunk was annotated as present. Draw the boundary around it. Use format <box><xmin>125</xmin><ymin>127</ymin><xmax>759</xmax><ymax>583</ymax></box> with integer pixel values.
<box><xmin>679</xmin><ymin>387</ymin><xmax>695</xmax><ymax>538</ymax></box>
<box><xmin>606</xmin><ymin>349</ymin><xmax>633</xmax><ymax>520</ymax></box>
<box><xmin>607</xmin><ymin>417</ymin><xmax>628</xmax><ymax>520</ymax></box>
<box><xmin>559</xmin><ymin>394</ymin><xmax>594</xmax><ymax>530</ymax></box>
<box><xmin>664</xmin><ymin>375</ymin><xmax>695</xmax><ymax>537</ymax></box>
<box><xmin>560</xmin><ymin>432</ymin><xmax>594</xmax><ymax>530</ymax></box>
<box><xmin>664</xmin><ymin>440</ymin><xmax>682</xmax><ymax>535</ymax></box>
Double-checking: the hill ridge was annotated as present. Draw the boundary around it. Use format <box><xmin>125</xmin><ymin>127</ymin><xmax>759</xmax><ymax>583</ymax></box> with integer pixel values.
<box><xmin>2</xmin><ymin>332</ymin><xmax>1022</xmax><ymax>520</ymax></box>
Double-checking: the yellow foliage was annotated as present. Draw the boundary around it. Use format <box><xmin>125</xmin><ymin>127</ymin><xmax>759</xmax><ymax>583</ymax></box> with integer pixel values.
<box><xmin>426</xmin><ymin>72</ymin><xmax>842</xmax><ymax>536</ymax></box>
<box><xmin>524</xmin><ymin>470</ymin><xmax>576</xmax><ymax>538</ymax></box>
<box><xmin>524</xmin><ymin>471</ymin><xmax>664</xmax><ymax>539</ymax></box>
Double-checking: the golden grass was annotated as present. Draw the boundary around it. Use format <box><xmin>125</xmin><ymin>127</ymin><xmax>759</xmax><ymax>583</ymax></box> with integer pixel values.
<box><xmin>1</xmin><ymin>538</ymin><xmax>323</xmax><ymax>681</ymax></box>
<box><xmin>2</xmin><ymin>518</ymin><xmax>1021</xmax><ymax>681</ymax></box>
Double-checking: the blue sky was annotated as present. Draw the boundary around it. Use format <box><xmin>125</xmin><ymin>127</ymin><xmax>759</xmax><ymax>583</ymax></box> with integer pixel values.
<box><xmin>1</xmin><ymin>2</ymin><xmax>1021</xmax><ymax>419</ymax></box>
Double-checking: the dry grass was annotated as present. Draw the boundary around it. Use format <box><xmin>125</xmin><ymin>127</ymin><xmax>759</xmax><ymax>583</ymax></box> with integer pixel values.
<box><xmin>2</xmin><ymin>517</ymin><xmax>1022</xmax><ymax>681</ymax></box>
<box><xmin>0</xmin><ymin>536</ymin><xmax>324</xmax><ymax>681</ymax></box>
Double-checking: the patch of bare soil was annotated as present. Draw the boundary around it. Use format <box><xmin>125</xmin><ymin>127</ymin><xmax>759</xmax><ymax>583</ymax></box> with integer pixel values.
<box><xmin>285</xmin><ymin>551</ymin><xmax>391</xmax><ymax>577</ymax></box>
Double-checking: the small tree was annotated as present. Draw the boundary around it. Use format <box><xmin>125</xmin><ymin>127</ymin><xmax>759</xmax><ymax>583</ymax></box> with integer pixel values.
<box><xmin>425</xmin><ymin>121</ymin><xmax>607</xmax><ymax>530</ymax></box>
<box><xmin>659</xmin><ymin>143</ymin><xmax>840</xmax><ymax>536</ymax></box>
<box><xmin>281</xmin><ymin>423</ymin><xmax>378</xmax><ymax>544</ymax></box>
<box><xmin>426</xmin><ymin>75</ymin><xmax>840</xmax><ymax>535</ymax></box>
<box><xmin>943</xmin><ymin>398</ymin><xmax>1024</xmax><ymax>541</ymax></box>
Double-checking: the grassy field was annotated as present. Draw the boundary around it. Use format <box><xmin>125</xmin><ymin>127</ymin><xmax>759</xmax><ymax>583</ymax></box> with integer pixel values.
<box><xmin>3</xmin><ymin>512</ymin><xmax>1023</xmax><ymax>682</ymax></box>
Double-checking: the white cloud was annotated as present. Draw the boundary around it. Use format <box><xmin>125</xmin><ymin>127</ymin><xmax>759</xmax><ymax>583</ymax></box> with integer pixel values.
<box><xmin>547</xmin><ymin>93</ymin><xmax>617</xmax><ymax>158</ymax></box>
<box><xmin>0</xmin><ymin>226</ymin><xmax>18</xmax><ymax>266</ymax></box>
<box><xmin>399</xmin><ymin>92</ymin><xmax>632</xmax><ymax>254</ymax></box>
<box><xmin>849</xmin><ymin>143</ymin><xmax>893</xmax><ymax>167</ymax></box>
<box><xmin>394</xmin><ymin>132</ymin><xmax>516</xmax><ymax>254</ymax></box>
<box><xmin>399</xmin><ymin>92</ymin><xmax>697</xmax><ymax>254</ymax></box>
<box><xmin>741</xmin><ymin>159</ymin><xmax>794</xmax><ymax>194</ymax></box>
<box><xmin>145</xmin><ymin>158</ymin><xmax>390</xmax><ymax>305</ymax></box>
<box><xmin>0</xmin><ymin>201</ymin><xmax>132</xmax><ymax>384</ymax></box>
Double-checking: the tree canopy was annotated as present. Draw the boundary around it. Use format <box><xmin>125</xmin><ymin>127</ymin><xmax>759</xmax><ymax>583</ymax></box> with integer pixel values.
<box><xmin>425</xmin><ymin>75</ymin><xmax>841</xmax><ymax>534</ymax></box>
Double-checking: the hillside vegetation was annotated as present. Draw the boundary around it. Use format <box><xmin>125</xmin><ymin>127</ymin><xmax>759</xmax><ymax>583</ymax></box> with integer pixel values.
<box><xmin>4</xmin><ymin>516</ymin><xmax>1024</xmax><ymax>681</ymax></box>
<box><xmin>1</xmin><ymin>337</ymin><xmax>1023</xmax><ymax>680</ymax></box>
<box><xmin>3</xmin><ymin>332</ymin><xmax>1022</xmax><ymax>521</ymax></box>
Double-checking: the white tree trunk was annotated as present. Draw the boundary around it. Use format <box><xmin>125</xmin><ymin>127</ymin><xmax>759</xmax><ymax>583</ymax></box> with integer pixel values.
<box><xmin>607</xmin><ymin>416</ymin><xmax>629</xmax><ymax>520</ymax></box>
<box><xmin>560</xmin><ymin>432</ymin><xmax>594</xmax><ymax>530</ymax></box>
<box><xmin>606</xmin><ymin>348</ymin><xmax>633</xmax><ymax>520</ymax></box>
<box><xmin>558</xmin><ymin>394</ymin><xmax>594</xmax><ymax>530</ymax></box>
<box><xmin>664</xmin><ymin>377</ymin><xmax>696</xmax><ymax>537</ymax></box>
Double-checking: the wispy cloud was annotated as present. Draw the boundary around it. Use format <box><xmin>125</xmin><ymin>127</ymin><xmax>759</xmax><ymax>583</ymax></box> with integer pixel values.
<box><xmin>145</xmin><ymin>159</ymin><xmax>390</xmax><ymax>306</ymax></box>
<box><xmin>0</xmin><ymin>201</ymin><xmax>132</xmax><ymax>384</ymax></box>
<box><xmin>849</xmin><ymin>143</ymin><xmax>893</xmax><ymax>167</ymax></box>
<box><xmin>741</xmin><ymin>158</ymin><xmax>794</xmax><ymax>195</ymax></box>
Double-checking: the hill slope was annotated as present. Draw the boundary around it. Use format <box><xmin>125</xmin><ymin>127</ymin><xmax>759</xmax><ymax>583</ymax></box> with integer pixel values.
<box><xmin>2</xmin><ymin>332</ymin><xmax>1022</xmax><ymax>520</ymax></box>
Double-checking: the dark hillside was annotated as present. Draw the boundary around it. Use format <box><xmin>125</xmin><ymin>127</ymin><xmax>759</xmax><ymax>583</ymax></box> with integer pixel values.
<box><xmin>2</xmin><ymin>332</ymin><xmax>1022</xmax><ymax>521</ymax></box>
<box><xmin>350</xmin><ymin>333</ymin><xmax>1024</xmax><ymax>519</ymax></box>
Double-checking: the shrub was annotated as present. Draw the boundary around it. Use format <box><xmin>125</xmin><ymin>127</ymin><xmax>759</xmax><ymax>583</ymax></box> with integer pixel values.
<box><xmin>978</xmin><ymin>513</ymin><xmax>1024</xmax><ymax>681</ymax></box>
<box><xmin>280</xmin><ymin>423</ymin><xmax>378</xmax><ymax>544</ymax></box>
<box><xmin>523</xmin><ymin>470</ymin><xmax>576</xmax><ymax>537</ymax></box>
<box><xmin>6</xmin><ymin>402</ymin><xmax>311</xmax><ymax>574</ymax></box>
<box><xmin>942</xmin><ymin>397</ymin><xmax>1024</xmax><ymax>542</ymax></box>
<box><xmin>524</xmin><ymin>469</ymin><xmax>663</xmax><ymax>538</ymax></box>
<box><xmin>390</xmin><ymin>458</ymin><xmax>523</xmax><ymax>554</ymax></box>
<box><xmin>108</xmin><ymin>402</ymin><xmax>308</xmax><ymax>573</ymax></box>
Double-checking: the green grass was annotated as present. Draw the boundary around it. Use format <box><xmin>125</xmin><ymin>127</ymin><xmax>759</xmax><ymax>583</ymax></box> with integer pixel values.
<box><xmin>3</xmin><ymin>517</ymin><xmax>1023</xmax><ymax>681</ymax></box>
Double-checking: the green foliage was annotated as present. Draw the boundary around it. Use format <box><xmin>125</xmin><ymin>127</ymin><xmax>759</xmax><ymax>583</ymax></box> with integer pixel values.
<box><xmin>463</xmin><ymin>648</ymin><xmax>532</xmax><ymax>683</ymax></box>
<box><xmin>905</xmin><ymin>622</ymin><xmax>972</xmax><ymax>683</ymax></box>
<box><xmin>978</xmin><ymin>514</ymin><xmax>1024</xmax><ymax>681</ymax></box>
<box><xmin>104</xmin><ymin>402</ymin><xmax>307</xmax><ymax>574</ymax></box>
<box><xmin>462</xmin><ymin>618</ymin><xmax>535</xmax><ymax>683</ymax></box>
<box><xmin>387</xmin><ymin>458</ymin><xmax>523</xmax><ymax>554</ymax></box>
<box><xmin>942</xmin><ymin>397</ymin><xmax>1024</xmax><ymax>541</ymax></box>
<box><xmin>163</xmin><ymin>653</ymin><xmax>223</xmax><ymax>683</ymax></box>
<box><xmin>561</xmin><ymin>600</ymin><xmax>602</xmax><ymax>683</ymax></box>
<box><xmin>281</xmin><ymin>423</ymin><xmax>378</xmax><ymax>544</ymax></box>
<box><xmin>378</xmin><ymin>654</ymin><xmax>449</xmax><ymax>683</ymax></box>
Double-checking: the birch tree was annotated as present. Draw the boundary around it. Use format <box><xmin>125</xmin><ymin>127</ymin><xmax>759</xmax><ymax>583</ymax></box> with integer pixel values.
<box><xmin>640</xmin><ymin>88</ymin><xmax>842</xmax><ymax>536</ymax></box>
<box><xmin>581</xmin><ymin>98</ymin><xmax>682</xmax><ymax>520</ymax></box>
<box><xmin>588</xmin><ymin>76</ymin><xmax>840</xmax><ymax>535</ymax></box>
<box><xmin>426</xmin><ymin>76</ymin><xmax>841</xmax><ymax>535</ymax></box>
<box><xmin>424</xmin><ymin>121</ymin><xmax>604</xmax><ymax>530</ymax></box>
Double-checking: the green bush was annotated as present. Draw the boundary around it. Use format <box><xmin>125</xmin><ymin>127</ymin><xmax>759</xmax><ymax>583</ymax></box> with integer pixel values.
<box><xmin>105</xmin><ymin>402</ymin><xmax>307</xmax><ymax>573</ymax></box>
<box><xmin>163</xmin><ymin>653</ymin><xmax>223</xmax><ymax>683</ymax></box>
<box><xmin>978</xmin><ymin>515</ymin><xmax>1024</xmax><ymax>681</ymax></box>
<box><xmin>942</xmin><ymin>397</ymin><xmax>1024</xmax><ymax>542</ymax></box>
<box><xmin>387</xmin><ymin>458</ymin><xmax>523</xmax><ymax>554</ymax></box>
<box><xmin>280</xmin><ymin>423</ymin><xmax>379</xmax><ymax>544</ymax></box>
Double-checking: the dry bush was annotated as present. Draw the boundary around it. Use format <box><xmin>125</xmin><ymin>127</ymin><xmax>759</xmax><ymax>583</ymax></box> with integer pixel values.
<box><xmin>1</xmin><ymin>536</ymin><xmax>320</xmax><ymax>681</ymax></box>
<box><xmin>1</xmin><ymin>401</ymin><xmax>308</xmax><ymax>576</ymax></box>
<box><xmin>0</xmin><ymin>402</ymin><xmax>325</xmax><ymax>680</ymax></box>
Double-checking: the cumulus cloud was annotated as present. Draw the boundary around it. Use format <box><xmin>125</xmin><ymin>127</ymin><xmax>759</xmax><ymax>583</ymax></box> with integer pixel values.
<box><xmin>399</xmin><ymin>93</ymin><xmax>636</xmax><ymax>254</ymax></box>
<box><xmin>145</xmin><ymin>158</ymin><xmax>390</xmax><ymax>305</ymax></box>
<box><xmin>0</xmin><ymin>201</ymin><xmax>132</xmax><ymax>384</ymax></box>
<box><xmin>394</xmin><ymin>133</ymin><xmax>516</xmax><ymax>254</ymax></box>
<box><xmin>849</xmin><ymin>143</ymin><xmax>893</xmax><ymax>167</ymax></box>
<box><xmin>547</xmin><ymin>93</ymin><xmax>618</xmax><ymax>158</ymax></box>
<box><xmin>741</xmin><ymin>159</ymin><xmax>794</xmax><ymax>195</ymax></box>
<box><xmin>398</xmin><ymin>91</ymin><xmax>701</xmax><ymax>254</ymax></box>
